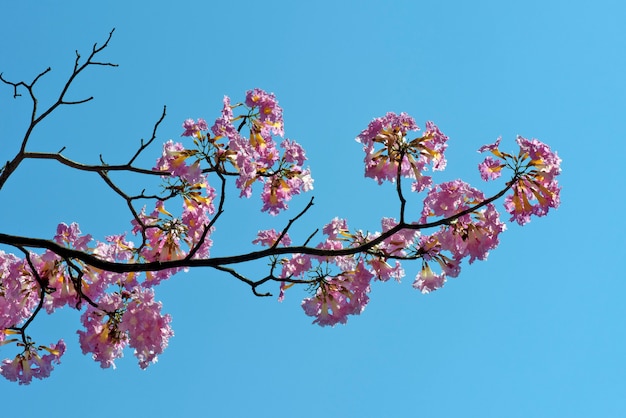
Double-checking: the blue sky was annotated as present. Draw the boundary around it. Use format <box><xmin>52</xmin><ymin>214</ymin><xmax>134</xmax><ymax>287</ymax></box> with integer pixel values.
<box><xmin>1</xmin><ymin>0</ymin><xmax>625</xmax><ymax>416</ymax></box>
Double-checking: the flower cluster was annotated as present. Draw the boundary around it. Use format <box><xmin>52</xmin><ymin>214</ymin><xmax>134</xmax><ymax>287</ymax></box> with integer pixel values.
<box><xmin>414</xmin><ymin>180</ymin><xmax>506</xmax><ymax>292</ymax></box>
<box><xmin>479</xmin><ymin>135</ymin><xmax>561</xmax><ymax>225</ymax></box>
<box><xmin>356</xmin><ymin>113</ymin><xmax>448</xmax><ymax>192</ymax></box>
<box><xmin>301</xmin><ymin>260</ymin><xmax>373</xmax><ymax>326</ymax></box>
<box><xmin>209</xmin><ymin>89</ymin><xmax>313</xmax><ymax>214</ymax></box>
<box><xmin>77</xmin><ymin>288</ymin><xmax>173</xmax><ymax>369</ymax></box>
<box><xmin>0</xmin><ymin>339</ymin><xmax>65</xmax><ymax>385</ymax></box>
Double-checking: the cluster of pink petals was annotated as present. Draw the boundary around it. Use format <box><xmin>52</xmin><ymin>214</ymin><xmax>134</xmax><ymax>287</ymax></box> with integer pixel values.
<box><xmin>77</xmin><ymin>292</ymin><xmax>126</xmax><ymax>368</ymax></box>
<box><xmin>505</xmin><ymin>136</ymin><xmax>561</xmax><ymax>225</ymax></box>
<box><xmin>260</xmin><ymin>170</ymin><xmax>313</xmax><ymax>216</ymax></box>
<box><xmin>54</xmin><ymin>222</ymin><xmax>92</xmax><ymax>250</ymax></box>
<box><xmin>0</xmin><ymin>251</ymin><xmax>39</xmax><ymax>332</ymax></box>
<box><xmin>154</xmin><ymin>140</ymin><xmax>202</xmax><ymax>184</ymax></box>
<box><xmin>364</xmin><ymin>217</ymin><xmax>417</xmax><ymax>282</ymax></box>
<box><xmin>77</xmin><ymin>288</ymin><xmax>173</xmax><ymax>370</ymax></box>
<box><xmin>181</xmin><ymin>118</ymin><xmax>208</xmax><ymax>137</ymax></box>
<box><xmin>356</xmin><ymin>112</ymin><xmax>418</xmax><ymax>184</ymax></box>
<box><xmin>478</xmin><ymin>156</ymin><xmax>504</xmax><ymax>180</ymax></box>
<box><xmin>413</xmin><ymin>263</ymin><xmax>446</xmax><ymax>294</ymax></box>
<box><xmin>421</xmin><ymin>180</ymin><xmax>506</xmax><ymax>263</ymax></box>
<box><xmin>412</xmin><ymin>180</ymin><xmax>507</xmax><ymax>291</ymax></box>
<box><xmin>356</xmin><ymin>113</ymin><xmax>448</xmax><ymax>192</ymax></box>
<box><xmin>210</xmin><ymin>89</ymin><xmax>313</xmax><ymax>215</ymax></box>
<box><xmin>505</xmin><ymin>180</ymin><xmax>560</xmax><ymax>225</ymax></box>
<box><xmin>253</xmin><ymin>229</ymin><xmax>292</xmax><ymax>247</ymax></box>
<box><xmin>478</xmin><ymin>136</ymin><xmax>561</xmax><ymax>225</ymax></box>
<box><xmin>245</xmin><ymin>88</ymin><xmax>284</xmax><ymax>137</ymax></box>
<box><xmin>301</xmin><ymin>260</ymin><xmax>373</xmax><ymax>326</ymax></box>
<box><xmin>0</xmin><ymin>340</ymin><xmax>66</xmax><ymax>385</ymax></box>
<box><xmin>181</xmin><ymin>180</ymin><xmax>216</xmax><ymax>260</ymax></box>
<box><xmin>377</xmin><ymin>217</ymin><xmax>419</xmax><ymax>258</ymax></box>
<box><xmin>118</xmin><ymin>288</ymin><xmax>173</xmax><ymax>369</ymax></box>
<box><xmin>211</xmin><ymin>96</ymin><xmax>239</xmax><ymax>142</ymax></box>
<box><xmin>517</xmin><ymin>136</ymin><xmax>561</xmax><ymax>181</ymax></box>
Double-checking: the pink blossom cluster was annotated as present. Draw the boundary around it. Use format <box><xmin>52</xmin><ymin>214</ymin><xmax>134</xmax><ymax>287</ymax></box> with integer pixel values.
<box><xmin>413</xmin><ymin>180</ymin><xmax>506</xmax><ymax>292</ymax></box>
<box><xmin>0</xmin><ymin>222</ymin><xmax>174</xmax><ymax>381</ymax></box>
<box><xmin>479</xmin><ymin>135</ymin><xmax>561</xmax><ymax>225</ymax></box>
<box><xmin>0</xmin><ymin>251</ymin><xmax>39</xmax><ymax>334</ymax></box>
<box><xmin>208</xmin><ymin>89</ymin><xmax>313</xmax><ymax>215</ymax></box>
<box><xmin>0</xmin><ymin>339</ymin><xmax>65</xmax><ymax>385</ymax></box>
<box><xmin>356</xmin><ymin>113</ymin><xmax>448</xmax><ymax>192</ymax></box>
<box><xmin>181</xmin><ymin>118</ymin><xmax>208</xmax><ymax>138</ymax></box>
<box><xmin>77</xmin><ymin>288</ymin><xmax>173</xmax><ymax>370</ymax></box>
<box><xmin>302</xmin><ymin>260</ymin><xmax>373</xmax><ymax>326</ymax></box>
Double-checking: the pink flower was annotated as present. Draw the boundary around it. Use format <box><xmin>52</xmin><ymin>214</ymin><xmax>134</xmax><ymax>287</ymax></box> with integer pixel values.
<box><xmin>0</xmin><ymin>339</ymin><xmax>66</xmax><ymax>385</ymax></box>
<box><xmin>478</xmin><ymin>136</ymin><xmax>502</xmax><ymax>155</ymax></box>
<box><xmin>181</xmin><ymin>181</ymin><xmax>216</xmax><ymax>260</ymax></box>
<box><xmin>281</xmin><ymin>139</ymin><xmax>307</xmax><ymax>166</ymax></box>
<box><xmin>228</xmin><ymin>135</ymin><xmax>258</xmax><ymax>197</ymax></box>
<box><xmin>245</xmin><ymin>88</ymin><xmax>284</xmax><ymax>137</ymax></box>
<box><xmin>181</xmin><ymin>118</ymin><xmax>208</xmax><ymax>137</ymax></box>
<box><xmin>413</xmin><ymin>263</ymin><xmax>446</xmax><ymax>294</ymax></box>
<box><xmin>422</xmin><ymin>121</ymin><xmax>448</xmax><ymax>171</ymax></box>
<box><xmin>260</xmin><ymin>172</ymin><xmax>309</xmax><ymax>216</ymax></box>
<box><xmin>154</xmin><ymin>140</ymin><xmax>200</xmax><ymax>183</ymax></box>
<box><xmin>420</xmin><ymin>180</ymin><xmax>485</xmax><ymax>221</ymax></box>
<box><xmin>378</xmin><ymin>217</ymin><xmax>419</xmax><ymax>256</ymax></box>
<box><xmin>368</xmin><ymin>257</ymin><xmax>405</xmax><ymax>282</ymax></box>
<box><xmin>280</xmin><ymin>254</ymin><xmax>313</xmax><ymax>279</ymax></box>
<box><xmin>417</xmin><ymin>235</ymin><xmax>461</xmax><ymax>277</ymax></box>
<box><xmin>356</xmin><ymin>112</ymin><xmax>418</xmax><ymax>147</ymax></box>
<box><xmin>322</xmin><ymin>217</ymin><xmax>349</xmax><ymax>240</ymax></box>
<box><xmin>478</xmin><ymin>156</ymin><xmax>504</xmax><ymax>181</ymax></box>
<box><xmin>300</xmin><ymin>168</ymin><xmax>314</xmax><ymax>192</ymax></box>
<box><xmin>516</xmin><ymin>136</ymin><xmax>561</xmax><ymax>181</ymax></box>
<box><xmin>253</xmin><ymin>229</ymin><xmax>292</xmax><ymax>247</ymax></box>
<box><xmin>211</xmin><ymin>96</ymin><xmax>241</xmax><ymax>143</ymax></box>
<box><xmin>54</xmin><ymin>222</ymin><xmax>92</xmax><ymax>250</ymax></box>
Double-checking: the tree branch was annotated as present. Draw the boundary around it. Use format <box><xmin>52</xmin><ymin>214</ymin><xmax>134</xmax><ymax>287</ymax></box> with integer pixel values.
<box><xmin>0</xmin><ymin>29</ymin><xmax>118</xmax><ymax>191</ymax></box>
<box><xmin>0</xmin><ymin>177</ymin><xmax>515</xmax><ymax>274</ymax></box>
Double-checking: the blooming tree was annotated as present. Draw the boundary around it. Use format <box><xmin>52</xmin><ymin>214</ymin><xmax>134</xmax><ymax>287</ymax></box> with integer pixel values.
<box><xmin>0</xmin><ymin>30</ymin><xmax>561</xmax><ymax>384</ymax></box>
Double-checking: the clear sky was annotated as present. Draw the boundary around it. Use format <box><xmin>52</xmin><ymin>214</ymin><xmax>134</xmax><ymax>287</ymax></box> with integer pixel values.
<box><xmin>1</xmin><ymin>1</ymin><xmax>625</xmax><ymax>417</ymax></box>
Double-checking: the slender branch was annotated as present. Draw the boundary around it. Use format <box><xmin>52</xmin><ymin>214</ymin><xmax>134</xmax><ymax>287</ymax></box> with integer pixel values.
<box><xmin>13</xmin><ymin>247</ymin><xmax>47</xmax><ymax>340</ymax></box>
<box><xmin>212</xmin><ymin>265</ymin><xmax>271</xmax><ymax>297</ymax></box>
<box><xmin>128</xmin><ymin>106</ymin><xmax>167</xmax><ymax>165</ymax></box>
<box><xmin>0</xmin><ymin>29</ymin><xmax>118</xmax><ymax>191</ymax></box>
<box><xmin>396</xmin><ymin>150</ymin><xmax>407</xmax><ymax>224</ymax></box>
<box><xmin>23</xmin><ymin>152</ymin><xmax>166</xmax><ymax>175</ymax></box>
<box><xmin>271</xmin><ymin>196</ymin><xmax>315</xmax><ymax>250</ymax></box>
<box><xmin>185</xmin><ymin>164</ymin><xmax>228</xmax><ymax>260</ymax></box>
